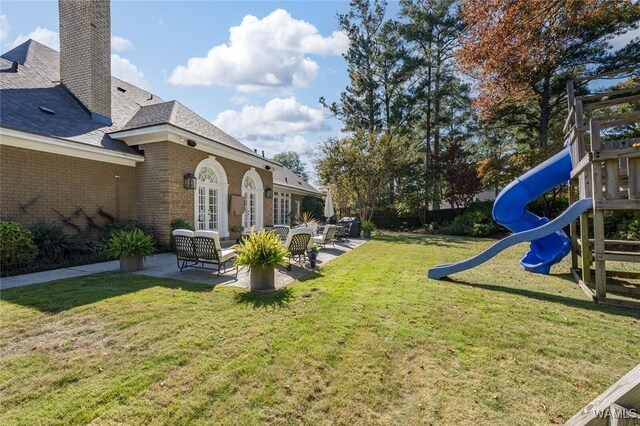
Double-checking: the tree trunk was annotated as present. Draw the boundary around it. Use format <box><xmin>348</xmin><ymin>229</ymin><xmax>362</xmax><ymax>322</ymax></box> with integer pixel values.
<box><xmin>432</xmin><ymin>41</ymin><xmax>442</xmax><ymax>211</ymax></box>
<box><xmin>538</xmin><ymin>74</ymin><xmax>551</xmax><ymax>148</ymax></box>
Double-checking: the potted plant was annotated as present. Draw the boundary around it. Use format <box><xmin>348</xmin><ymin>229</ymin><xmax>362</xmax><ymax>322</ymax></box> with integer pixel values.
<box><xmin>361</xmin><ymin>220</ymin><xmax>375</xmax><ymax>239</ymax></box>
<box><xmin>308</xmin><ymin>242</ymin><xmax>319</xmax><ymax>268</ymax></box>
<box><xmin>229</xmin><ymin>225</ymin><xmax>245</xmax><ymax>243</ymax></box>
<box><xmin>107</xmin><ymin>228</ymin><xmax>155</xmax><ymax>272</ymax></box>
<box><xmin>233</xmin><ymin>229</ymin><xmax>290</xmax><ymax>291</ymax></box>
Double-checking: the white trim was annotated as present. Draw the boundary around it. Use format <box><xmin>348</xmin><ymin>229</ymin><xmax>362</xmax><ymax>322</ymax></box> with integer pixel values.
<box><xmin>0</xmin><ymin>127</ymin><xmax>143</xmax><ymax>167</ymax></box>
<box><xmin>110</xmin><ymin>124</ymin><xmax>281</xmax><ymax>171</ymax></box>
<box><xmin>273</xmin><ymin>183</ymin><xmax>322</xmax><ymax>198</ymax></box>
<box><xmin>194</xmin><ymin>157</ymin><xmax>229</xmax><ymax>237</ymax></box>
<box><xmin>241</xmin><ymin>168</ymin><xmax>264</xmax><ymax>232</ymax></box>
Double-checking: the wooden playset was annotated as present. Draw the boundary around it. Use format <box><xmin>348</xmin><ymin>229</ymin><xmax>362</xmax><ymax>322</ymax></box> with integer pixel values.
<box><xmin>565</xmin><ymin>66</ymin><xmax>640</xmax><ymax>309</ymax></box>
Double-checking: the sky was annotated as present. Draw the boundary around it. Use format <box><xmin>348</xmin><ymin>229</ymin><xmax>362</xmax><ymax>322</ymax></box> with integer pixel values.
<box><xmin>0</xmin><ymin>0</ymin><xmax>390</xmax><ymax>180</ymax></box>
<box><xmin>0</xmin><ymin>1</ymin><xmax>637</xmax><ymax>181</ymax></box>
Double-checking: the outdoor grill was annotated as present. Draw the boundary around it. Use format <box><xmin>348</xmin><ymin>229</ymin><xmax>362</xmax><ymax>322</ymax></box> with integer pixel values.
<box><xmin>338</xmin><ymin>217</ymin><xmax>361</xmax><ymax>238</ymax></box>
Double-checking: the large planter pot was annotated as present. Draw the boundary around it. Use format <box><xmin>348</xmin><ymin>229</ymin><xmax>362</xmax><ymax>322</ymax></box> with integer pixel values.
<box><xmin>363</xmin><ymin>230</ymin><xmax>372</xmax><ymax>239</ymax></box>
<box><xmin>120</xmin><ymin>255</ymin><xmax>144</xmax><ymax>272</ymax></box>
<box><xmin>250</xmin><ymin>266</ymin><xmax>276</xmax><ymax>291</ymax></box>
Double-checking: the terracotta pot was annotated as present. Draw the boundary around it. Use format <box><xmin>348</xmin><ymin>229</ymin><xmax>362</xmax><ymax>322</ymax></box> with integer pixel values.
<box><xmin>120</xmin><ymin>255</ymin><xmax>144</xmax><ymax>272</ymax></box>
<box><xmin>250</xmin><ymin>266</ymin><xmax>275</xmax><ymax>291</ymax></box>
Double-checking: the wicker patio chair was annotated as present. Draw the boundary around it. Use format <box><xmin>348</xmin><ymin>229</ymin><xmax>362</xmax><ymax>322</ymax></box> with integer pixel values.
<box><xmin>273</xmin><ymin>225</ymin><xmax>290</xmax><ymax>241</ymax></box>
<box><xmin>192</xmin><ymin>230</ymin><xmax>237</xmax><ymax>276</ymax></box>
<box><xmin>173</xmin><ymin>229</ymin><xmax>199</xmax><ymax>271</ymax></box>
<box><xmin>283</xmin><ymin>227</ymin><xmax>313</xmax><ymax>271</ymax></box>
<box><xmin>313</xmin><ymin>225</ymin><xmax>337</xmax><ymax>248</ymax></box>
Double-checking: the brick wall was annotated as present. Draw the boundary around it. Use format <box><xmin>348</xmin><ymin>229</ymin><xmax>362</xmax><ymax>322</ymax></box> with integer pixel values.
<box><xmin>0</xmin><ymin>143</ymin><xmax>275</xmax><ymax>246</ymax></box>
<box><xmin>59</xmin><ymin>0</ymin><xmax>111</xmax><ymax>119</ymax></box>
<box><xmin>0</xmin><ymin>145</ymin><xmax>136</xmax><ymax>233</ymax></box>
<box><xmin>136</xmin><ymin>142</ymin><xmax>273</xmax><ymax>245</ymax></box>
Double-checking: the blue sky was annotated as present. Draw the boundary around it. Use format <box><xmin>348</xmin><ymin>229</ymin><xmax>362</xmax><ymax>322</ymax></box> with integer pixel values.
<box><xmin>0</xmin><ymin>1</ymin><xmax>636</xmax><ymax>179</ymax></box>
<box><xmin>0</xmin><ymin>1</ymin><xmax>396</xmax><ymax>178</ymax></box>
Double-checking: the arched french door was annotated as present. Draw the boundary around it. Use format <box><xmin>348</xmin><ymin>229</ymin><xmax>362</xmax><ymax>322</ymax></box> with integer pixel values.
<box><xmin>194</xmin><ymin>157</ymin><xmax>229</xmax><ymax>237</ymax></box>
<box><xmin>241</xmin><ymin>168</ymin><xmax>263</xmax><ymax>232</ymax></box>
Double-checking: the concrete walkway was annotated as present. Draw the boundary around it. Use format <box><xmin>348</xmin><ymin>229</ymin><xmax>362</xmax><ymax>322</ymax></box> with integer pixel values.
<box><xmin>0</xmin><ymin>239</ymin><xmax>368</xmax><ymax>290</ymax></box>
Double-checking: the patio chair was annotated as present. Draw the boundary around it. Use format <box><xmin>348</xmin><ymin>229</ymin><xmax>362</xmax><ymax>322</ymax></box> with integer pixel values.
<box><xmin>192</xmin><ymin>230</ymin><xmax>237</xmax><ymax>276</ymax></box>
<box><xmin>313</xmin><ymin>225</ymin><xmax>337</xmax><ymax>248</ymax></box>
<box><xmin>173</xmin><ymin>229</ymin><xmax>198</xmax><ymax>271</ymax></box>
<box><xmin>273</xmin><ymin>225</ymin><xmax>290</xmax><ymax>241</ymax></box>
<box><xmin>283</xmin><ymin>227</ymin><xmax>313</xmax><ymax>271</ymax></box>
<box><xmin>335</xmin><ymin>224</ymin><xmax>349</xmax><ymax>242</ymax></box>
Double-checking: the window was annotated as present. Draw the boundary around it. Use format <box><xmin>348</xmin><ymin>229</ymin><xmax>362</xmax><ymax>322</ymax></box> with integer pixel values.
<box><xmin>194</xmin><ymin>158</ymin><xmax>229</xmax><ymax>236</ymax></box>
<box><xmin>241</xmin><ymin>169</ymin><xmax>263</xmax><ymax>231</ymax></box>
<box><xmin>273</xmin><ymin>191</ymin><xmax>291</xmax><ymax>225</ymax></box>
<box><xmin>196</xmin><ymin>166</ymin><xmax>219</xmax><ymax>230</ymax></box>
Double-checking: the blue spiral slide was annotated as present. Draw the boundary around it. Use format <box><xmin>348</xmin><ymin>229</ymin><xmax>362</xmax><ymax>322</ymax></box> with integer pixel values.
<box><xmin>428</xmin><ymin>147</ymin><xmax>593</xmax><ymax>280</ymax></box>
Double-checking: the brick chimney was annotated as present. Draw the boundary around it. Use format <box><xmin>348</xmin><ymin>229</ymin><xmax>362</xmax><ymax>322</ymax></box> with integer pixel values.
<box><xmin>58</xmin><ymin>0</ymin><xmax>112</xmax><ymax>125</ymax></box>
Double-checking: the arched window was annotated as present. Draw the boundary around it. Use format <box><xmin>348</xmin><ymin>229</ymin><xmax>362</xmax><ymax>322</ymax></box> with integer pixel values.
<box><xmin>241</xmin><ymin>169</ymin><xmax>263</xmax><ymax>231</ymax></box>
<box><xmin>194</xmin><ymin>158</ymin><xmax>229</xmax><ymax>236</ymax></box>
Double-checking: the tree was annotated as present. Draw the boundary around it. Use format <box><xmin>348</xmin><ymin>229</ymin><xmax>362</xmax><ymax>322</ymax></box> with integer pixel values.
<box><xmin>316</xmin><ymin>131</ymin><xmax>390</xmax><ymax>220</ymax></box>
<box><xmin>457</xmin><ymin>0</ymin><xmax>640</xmax><ymax>147</ymax></box>
<box><xmin>272</xmin><ymin>151</ymin><xmax>309</xmax><ymax>181</ymax></box>
<box><xmin>399</xmin><ymin>0</ymin><xmax>472</xmax><ymax>209</ymax></box>
<box><xmin>436</xmin><ymin>140</ymin><xmax>481</xmax><ymax>210</ymax></box>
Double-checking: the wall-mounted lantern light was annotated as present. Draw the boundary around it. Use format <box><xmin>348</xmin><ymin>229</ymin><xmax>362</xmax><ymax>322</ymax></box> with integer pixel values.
<box><xmin>265</xmin><ymin>187</ymin><xmax>273</xmax><ymax>199</ymax></box>
<box><xmin>184</xmin><ymin>173</ymin><xmax>197</xmax><ymax>190</ymax></box>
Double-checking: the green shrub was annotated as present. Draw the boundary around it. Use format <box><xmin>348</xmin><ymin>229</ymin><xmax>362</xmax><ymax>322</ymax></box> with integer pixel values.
<box><xmin>612</xmin><ymin>213</ymin><xmax>640</xmax><ymax>240</ymax></box>
<box><xmin>437</xmin><ymin>203</ymin><xmax>502</xmax><ymax>238</ymax></box>
<box><xmin>30</xmin><ymin>223</ymin><xmax>70</xmax><ymax>260</ymax></box>
<box><xmin>107</xmin><ymin>229</ymin><xmax>156</xmax><ymax>258</ymax></box>
<box><xmin>170</xmin><ymin>218</ymin><xmax>193</xmax><ymax>231</ymax></box>
<box><xmin>0</xmin><ymin>221</ymin><xmax>37</xmax><ymax>267</ymax></box>
<box><xmin>233</xmin><ymin>229</ymin><xmax>290</xmax><ymax>269</ymax></box>
<box><xmin>361</xmin><ymin>220</ymin><xmax>376</xmax><ymax>232</ymax></box>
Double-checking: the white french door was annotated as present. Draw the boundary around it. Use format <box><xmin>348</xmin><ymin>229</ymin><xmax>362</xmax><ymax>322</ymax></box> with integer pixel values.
<box><xmin>197</xmin><ymin>186</ymin><xmax>219</xmax><ymax>230</ymax></box>
<box><xmin>244</xmin><ymin>192</ymin><xmax>257</xmax><ymax>230</ymax></box>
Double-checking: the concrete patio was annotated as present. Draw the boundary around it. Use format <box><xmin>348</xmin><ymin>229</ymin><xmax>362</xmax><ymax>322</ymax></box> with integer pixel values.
<box><xmin>0</xmin><ymin>238</ymin><xmax>368</xmax><ymax>290</ymax></box>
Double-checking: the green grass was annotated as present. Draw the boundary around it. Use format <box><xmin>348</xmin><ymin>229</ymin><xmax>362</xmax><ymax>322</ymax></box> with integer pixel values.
<box><xmin>1</xmin><ymin>234</ymin><xmax>638</xmax><ymax>425</ymax></box>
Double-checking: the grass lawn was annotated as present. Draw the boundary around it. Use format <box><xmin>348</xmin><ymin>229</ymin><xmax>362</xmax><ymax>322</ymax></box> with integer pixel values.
<box><xmin>1</xmin><ymin>234</ymin><xmax>638</xmax><ymax>425</ymax></box>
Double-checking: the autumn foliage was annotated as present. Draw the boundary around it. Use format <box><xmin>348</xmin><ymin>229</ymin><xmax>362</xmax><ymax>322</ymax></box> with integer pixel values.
<box><xmin>457</xmin><ymin>0</ymin><xmax>640</xmax><ymax>118</ymax></box>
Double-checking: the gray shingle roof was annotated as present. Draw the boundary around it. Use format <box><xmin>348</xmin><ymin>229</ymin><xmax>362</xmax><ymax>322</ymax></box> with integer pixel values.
<box><xmin>0</xmin><ymin>40</ymin><xmax>261</xmax><ymax>159</ymax></box>
<box><xmin>118</xmin><ymin>100</ymin><xmax>257</xmax><ymax>155</ymax></box>
<box><xmin>0</xmin><ymin>40</ymin><xmax>160</xmax><ymax>155</ymax></box>
<box><xmin>273</xmin><ymin>167</ymin><xmax>321</xmax><ymax>196</ymax></box>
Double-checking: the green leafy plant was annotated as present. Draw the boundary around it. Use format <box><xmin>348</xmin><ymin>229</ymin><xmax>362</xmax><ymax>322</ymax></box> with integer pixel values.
<box><xmin>107</xmin><ymin>229</ymin><xmax>155</xmax><ymax>259</ymax></box>
<box><xmin>297</xmin><ymin>211</ymin><xmax>318</xmax><ymax>227</ymax></box>
<box><xmin>310</xmin><ymin>243</ymin><xmax>319</xmax><ymax>252</ymax></box>
<box><xmin>233</xmin><ymin>229</ymin><xmax>290</xmax><ymax>270</ymax></box>
<box><xmin>170</xmin><ymin>218</ymin><xmax>193</xmax><ymax>231</ymax></box>
<box><xmin>30</xmin><ymin>223</ymin><xmax>71</xmax><ymax>260</ymax></box>
<box><xmin>0</xmin><ymin>221</ymin><xmax>38</xmax><ymax>267</ymax></box>
<box><xmin>361</xmin><ymin>220</ymin><xmax>376</xmax><ymax>232</ymax></box>
<box><xmin>230</xmin><ymin>225</ymin><xmax>245</xmax><ymax>233</ymax></box>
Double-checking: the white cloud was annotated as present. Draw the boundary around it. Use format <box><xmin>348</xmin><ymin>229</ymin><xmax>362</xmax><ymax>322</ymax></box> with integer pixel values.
<box><xmin>609</xmin><ymin>27</ymin><xmax>640</xmax><ymax>51</ymax></box>
<box><xmin>213</xmin><ymin>97</ymin><xmax>328</xmax><ymax>140</ymax></box>
<box><xmin>168</xmin><ymin>9</ymin><xmax>347</xmax><ymax>92</ymax></box>
<box><xmin>111</xmin><ymin>35</ymin><xmax>133</xmax><ymax>52</ymax></box>
<box><xmin>0</xmin><ymin>15</ymin><xmax>9</xmax><ymax>43</ymax></box>
<box><xmin>111</xmin><ymin>54</ymin><xmax>150</xmax><ymax>89</ymax></box>
<box><xmin>12</xmin><ymin>27</ymin><xmax>59</xmax><ymax>50</ymax></box>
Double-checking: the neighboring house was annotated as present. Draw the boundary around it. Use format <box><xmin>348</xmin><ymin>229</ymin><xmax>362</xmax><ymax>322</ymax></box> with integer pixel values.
<box><xmin>0</xmin><ymin>0</ymin><xmax>321</xmax><ymax>245</ymax></box>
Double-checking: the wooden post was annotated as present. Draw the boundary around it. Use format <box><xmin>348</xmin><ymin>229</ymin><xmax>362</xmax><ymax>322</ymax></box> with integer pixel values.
<box><xmin>629</xmin><ymin>157</ymin><xmax>640</xmax><ymax>200</ymax></box>
<box><xmin>568</xmin><ymin>181</ymin><xmax>578</xmax><ymax>270</ymax></box>
<box><xmin>605</xmin><ymin>159</ymin><xmax>620</xmax><ymax>199</ymax></box>
<box><xmin>590</xmin><ymin>119</ymin><xmax>607</xmax><ymax>301</ymax></box>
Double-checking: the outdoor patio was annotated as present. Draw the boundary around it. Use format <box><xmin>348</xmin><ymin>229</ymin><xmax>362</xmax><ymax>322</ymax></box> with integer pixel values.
<box><xmin>0</xmin><ymin>238</ymin><xmax>368</xmax><ymax>290</ymax></box>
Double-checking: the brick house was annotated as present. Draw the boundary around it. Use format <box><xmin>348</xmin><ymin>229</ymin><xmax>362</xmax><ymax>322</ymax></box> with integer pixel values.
<box><xmin>0</xmin><ymin>0</ymin><xmax>321</xmax><ymax>246</ymax></box>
